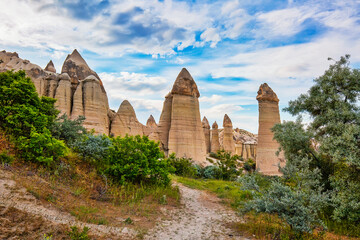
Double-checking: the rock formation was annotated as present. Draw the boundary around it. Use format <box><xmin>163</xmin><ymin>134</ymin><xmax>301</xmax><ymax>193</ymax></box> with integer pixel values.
<box><xmin>222</xmin><ymin>114</ymin><xmax>235</xmax><ymax>153</ymax></box>
<box><xmin>233</xmin><ymin>128</ymin><xmax>257</xmax><ymax>159</ymax></box>
<box><xmin>110</xmin><ymin>100</ymin><xmax>144</xmax><ymax>137</ymax></box>
<box><xmin>202</xmin><ymin>117</ymin><xmax>211</xmax><ymax>154</ymax></box>
<box><xmin>44</xmin><ymin>60</ymin><xmax>56</xmax><ymax>73</ymax></box>
<box><xmin>211</xmin><ymin>121</ymin><xmax>220</xmax><ymax>153</ymax></box>
<box><xmin>158</xmin><ymin>68</ymin><xmax>207</xmax><ymax>165</ymax></box>
<box><xmin>145</xmin><ymin>115</ymin><xmax>160</xmax><ymax>141</ymax></box>
<box><xmin>61</xmin><ymin>49</ymin><xmax>101</xmax><ymax>93</ymax></box>
<box><xmin>0</xmin><ymin>50</ymin><xmax>110</xmax><ymax>134</ymax></box>
<box><xmin>256</xmin><ymin>83</ymin><xmax>285</xmax><ymax>175</ymax></box>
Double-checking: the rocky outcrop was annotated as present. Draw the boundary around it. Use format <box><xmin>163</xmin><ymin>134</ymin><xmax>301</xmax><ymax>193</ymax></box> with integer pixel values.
<box><xmin>61</xmin><ymin>49</ymin><xmax>101</xmax><ymax>93</ymax></box>
<box><xmin>145</xmin><ymin>115</ymin><xmax>160</xmax><ymax>141</ymax></box>
<box><xmin>158</xmin><ymin>68</ymin><xmax>207</xmax><ymax>165</ymax></box>
<box><xmin>256</xmin><ymin>83</ymin><xmax>285</xmax><ymax>175</ymax></box>
<box><xmin>44</xmin><ymin>60</ymin><xmax>56</xmax><ymax>73</ymax></box>
<box><xmin>211</xmin><ymin>121</ymin><xmax>220</xmax><ymax>153</ymax></box>
<box><xmin>110</xmin><ymin>100</ymin><xmax>144</xmax><ymax>137</ymax></box>
<box><xmin>202</xmin><ymin>117</ymin><xmax>211</xmax><ymax>154</ymax></box>
<box><xmin>55</xmin><ymin>73</ymin><xmax>72</xmax><ymax>117</ymax></box>
<box><xmin>222</xmin><ymin>114</ymin><xmax>235</xmax><ymax>153</ymax></box>
<box><xmin>233</xmin><ymin>128</ymin><xmax>257</xmax><ymax>159</ymax></box>
<box><xmin>0</xmin><ymin>50</ymin><xmax>111</xmax><ymax>134</ymax></box>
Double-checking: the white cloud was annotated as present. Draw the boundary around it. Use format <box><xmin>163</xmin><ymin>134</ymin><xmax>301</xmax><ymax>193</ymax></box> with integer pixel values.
<box><xmin>200</xmin><ymin>28</ymin><xmax>221</xmax><ymax>48</ymax></box>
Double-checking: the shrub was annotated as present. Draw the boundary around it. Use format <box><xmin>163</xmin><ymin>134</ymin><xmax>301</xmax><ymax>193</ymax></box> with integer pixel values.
<box><xmin>104</xmin><ymin>135</ymin><xmax>172</xmax><ymax>185</ymax></box>
<box><xmin>203</xmin><ymin>165</ymin><xmax>222</xmax><ymax>179</ymax></box>
<box><xmin>67</xmin><ymin>226</ymin><xmax>90</xmax><ymax>240</ymax></box>
<box><xmin>73</xmin><ymin>133</ymin><xmax>112</xmax><ymax>165</ymax></box>
<box><xmin>51</xmin><ymin>114</ymin><xmax>86</xmax><ymax>145</ymax></box>
<box><xmin>167</xmin><ymin>153</ymin><xmax>197</xmax><ymax>177</ymax></box>
<box><xmin>214</xmin><ymin>150</ymin><xmax>243</xmax><ymax>180</ymax></box>
<box><xmin>243</xmin><ymin>158</ymin><xmax>256</xmax><ymax>172</ymax></box>
<box><xmin>0</xmin><ymin>151</ymin><xmax>14</xmax><ymax>165</ymax></box>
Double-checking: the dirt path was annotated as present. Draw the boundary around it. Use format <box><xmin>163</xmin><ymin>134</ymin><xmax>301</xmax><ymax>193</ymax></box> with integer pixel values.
<box><xmin>0</xmin><ymin>169</ymin><xmax>135</xmax><ymax>239</ymax></box>
<box><xmin>144</xmin><ymin>183</ymin><xmax>250</xmax><ymax>240</ymax></box>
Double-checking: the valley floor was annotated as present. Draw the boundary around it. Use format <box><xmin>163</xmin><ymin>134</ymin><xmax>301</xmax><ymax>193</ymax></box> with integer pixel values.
<box><xmin>0</xmin><ymin>167</ymin><xmax>248</xmax><ymax>240</ymax></box>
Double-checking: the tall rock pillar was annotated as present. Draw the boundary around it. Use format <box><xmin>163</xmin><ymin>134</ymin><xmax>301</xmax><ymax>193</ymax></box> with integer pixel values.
<box><xmin>211</xmin><ymin>121</ymin><xmax>220</xmax><ymax>153</ymax></box>
<box><xmin>167</xmin><ymin>68</ymin><xmax>207</xmax><ymax>165</ymax></box>
<box><xmin>222</xmin><ymin>114</ymin><xmax>235</xmax><ymax>153</ymax></box>
<box><xmin>256</xmin><ymin>83</ymin><xmax>284</xmax><ymax>175</ymax></box>
<box><xmin>202</xmin><ymin>117</ymin><xmax>211</xmax><ymax>154</ymax></box>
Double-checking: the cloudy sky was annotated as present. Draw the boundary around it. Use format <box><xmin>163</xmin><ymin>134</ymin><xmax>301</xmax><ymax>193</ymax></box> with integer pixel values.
<box><xmin>1</xmin><ymin>0</ymin><xmax>360</xmax><ymax>133</ymax></box>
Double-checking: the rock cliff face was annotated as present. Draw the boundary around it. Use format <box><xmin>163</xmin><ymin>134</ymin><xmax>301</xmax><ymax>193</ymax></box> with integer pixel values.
<box><xmin>0</xmin><ymin>50</ymin><xmax>110</xmax><ymax>134</ymax></box>
<box><xmin>158</xmin><ymin>68</ymin><xmax>207</xmax><ymax>165</ymax></box>
<box><xmin>256</xmin><ymin>83</ymin><xmax>285</xmax><ymax>175</ymax></box>
<box><xmin>202</xmin><ymin>117</ymin><xmax>211</xmax><ymax>154</ymax></box>
<box><xmin>110</xmin><ymin>100</ymin><xmax>144</xmax><ymax>137</ymax></box>
<box><xmin>211</xmin><ymin>121</ymin><xmax>220</xmax><ymax>153</ymax></box>
<box><xmin>222</xmin><ymin>114</ymin><xmax>235</xmax><ymax>153</ymax></box>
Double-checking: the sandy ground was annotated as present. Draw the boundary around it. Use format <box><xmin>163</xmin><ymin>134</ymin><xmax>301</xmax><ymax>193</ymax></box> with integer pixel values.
<box><xmin>0</xmin><ymin>167</ymin><xmax>249</xmax><ymax>240</ymax></box>
<box><xmin>0</xmin><ymin>169</ymin><xmax>135</xmax><ymax>239</ymax></box>
<box><xmin>144</xmin><ymin>183</ymin><xmax>250</xmax><ymax>240</ymax></box>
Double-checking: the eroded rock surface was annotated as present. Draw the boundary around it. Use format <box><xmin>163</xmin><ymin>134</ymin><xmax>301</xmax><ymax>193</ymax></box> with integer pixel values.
<box><xmin>256</xmin><ymin>83</ymin><xmax>285</xmax><ymax>175</ymax></box>
<box><xmin>222</xmin><ymin>114</ymin><xmax>235</xmax><ymax>154</ymax></box>
<box><xmin>202</xmin><ymin>117</ymin><xmax>211</xmax><ymax>154</ymax></box>
<box><xmin>211</xmin><ymin>121</ymin><xmax>220</xmax><ymax>153</ymax></box>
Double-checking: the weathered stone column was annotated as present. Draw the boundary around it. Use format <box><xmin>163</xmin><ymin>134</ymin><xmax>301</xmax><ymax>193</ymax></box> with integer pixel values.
<box><xmin>202</xmin><ymin>117</ymin><xmax>211</xmax><ymax>154</ymax></box>
<box><xmin>222</xmin><ymin>114</ymin><xmax>235</xmax><ymax>153</ymax></box>
<box><xmin>256</xmin><ymin>83</ymin><xmax>285</xmax><ymax>175</ymax></box>
<box><xmin>211</xmin><ymin>121</ymin><xmax>220</xmax><ymax>153</ymax></box>
<box><xmin>167</xmin><ymin>68</ymin><xmax>207</xmax><ymax>165</ymax></box>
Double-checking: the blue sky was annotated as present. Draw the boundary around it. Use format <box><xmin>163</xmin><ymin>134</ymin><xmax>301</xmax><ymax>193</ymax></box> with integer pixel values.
<box><xmin>1</xmin><ymin>0</ymin><xmax>360</xmax><ymax>133</ymax></box>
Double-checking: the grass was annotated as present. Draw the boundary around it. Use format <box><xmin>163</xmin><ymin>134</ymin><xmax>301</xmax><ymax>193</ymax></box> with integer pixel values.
<box><xmin>173</xmin><ymin>175</ymin><xmax>359</xmax><ymax>240</ymax></box>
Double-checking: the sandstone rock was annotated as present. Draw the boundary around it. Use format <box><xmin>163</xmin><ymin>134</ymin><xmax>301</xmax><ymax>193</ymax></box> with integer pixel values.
<box><xmin>145</xmin><ymin>115</ymin><xmax>160</xmax><ymax>142</ymax></box>
<box><xmin>157</xmin><ymin>92</ymin><xmax>173</xmax><ymax>152</ymax></box>
<box><xmin>44</xmin><ymin>60</ymin><xmax>56</xmax><ymax>73</ymax></box>
<box><xmin>211</xmin><ymin>121</ymin><xmax>220</xmax><ymax>153</ymax></box>
<box><xmin>256</xmin><ymin>83</ymin><xmax>285</xmax><ymax>175</ymax></box>
<box><xmin>233</xmin><ymin>128</ymin><xmax>257</xmax><ymax>159</ymax></box>
<box><xmin>80</xmin><ymin>75</ymin><xmax>110</xmax><ymax>134</ymax></box>
<box><xmin>202</xmin><ymin>117</ymin><xmax>211</xmax><ymax>154</ymax></box>
<box><xmin>110</xmin><ymin>100</ymin><xmax>144</xmax><ymax>137</ymax></box>
<box><xmin>54</xmin><ymin>73</ymin><xmax>72</xmax><ymax>117</ymax></box>
<box><xmin>222</xmin><ymin>114</ymin><xmax>235</xmax><ymax>153</ymax></box>
<box><xmin>71</xmin><ymin>80</ymin><xmax>84</xmax><ymax>118</ymax></box>
<box><xmin>146</xmin><ymin>115</ymin><xmax>157</xmax><ymax>128</ymax></box>
<box><xmin>61</xmin><ymin>49</ymin><xmax>101</xmax><ymax>92</ymax></box>
<box><xmin>167</xmin><ymin>68</ymin><xmax>207</xmax><ymax>165</ymax></box>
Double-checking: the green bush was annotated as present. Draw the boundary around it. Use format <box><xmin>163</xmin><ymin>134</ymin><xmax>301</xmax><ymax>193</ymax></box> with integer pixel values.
<box><xmin>167</xmin><ymin>153</ymin><xmax>197</xmax><ymax>177</ymax></box>
<box><xmin>67</xmin><ymin>226</ymin><xmax>90</xmax><ymax>240</ymax></box>
<box><xmin>0</xmin><ymin>71</ymin><xmax>66</xmax><ymax>165</ymax></box>
<box><xmin>214</xmin><ymin>150</ymin><xmax>243</xmax><ymax>180</ymax></box>
<box><xmin>203</xmin><ymin>165</ymin><xmax>222</xmax><ymax>179</ymax></box>
<box><xmin>243</xmin><ymin>158</ymin><xmax>256</xmax><ymax>172</ymax></box>
<box><xmin>51</xmin><ymin>114</ymin><xmax>86</xmax><ymax>145</ymax></box>
<box><xmin>104</xmin><ymin>135</ymin><xmax>172</xmax><ymax>186</ymax></box>
<box><xmin>0</xmin><ymin>151</ymin><xmax>14</xmax><ymax>164</ymax></box>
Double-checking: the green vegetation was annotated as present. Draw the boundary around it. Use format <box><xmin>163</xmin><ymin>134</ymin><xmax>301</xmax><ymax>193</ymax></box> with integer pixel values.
<box><xmin>241</xmin><ymin>55</ymin><xmax>360</xmax><ymax>237</ymax></box>
<box><xmin>67</xmin><ymin>226</ymin><xmax>90</xmax><ymax>240</ymax></box>
<box><xmin>0</xmin><ymin>71</ymin><xmax>67</xmax><ymax>165</ymax></box>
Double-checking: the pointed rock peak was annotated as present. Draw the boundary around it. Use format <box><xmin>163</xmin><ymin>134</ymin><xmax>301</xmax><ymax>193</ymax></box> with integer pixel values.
<box><xmin>45</xmin><ymin>60</ymin><xmax>56</xmax><ymax>73</ymax></box>
<box><xmin>171</xmin><ymin>68</ymin><xmax>200</xmax><ymax>98</ymax></box>
<box><xmin>146</xmin><ymin>115</ymin><xmax>157</xmax><ymax>127</ymax></box>
<box><xmin>223</xmin><ymin>114</ymin><xmax>233</xmax><ymax>128</ymax></box>
<box><xmin>212</xmin><ymin>121</ymin><xmax>218</xmax><ymax>129</ymax></box>
<box><xmin>202</xmin><ymin>116</ymin><xmax>210</xmax><ymax>129</ymax></box>
<box><xmin>65</xmin><ymin>49</ymin><xmax>90</xmax><ymax>68</ymax></box>
<box><xmin>256</xmin><ymin>83</ymin><xmax>279</xmax><ymax>102</ymax></box>
<box><xmin>117</xmin><ymin>100</ymin><xmax>136</xmax><ymax>117</ymax></box>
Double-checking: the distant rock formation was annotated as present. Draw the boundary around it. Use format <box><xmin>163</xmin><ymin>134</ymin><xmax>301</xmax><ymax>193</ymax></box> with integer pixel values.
<box><xmin>211</xmin><ymin>121</ymin><xmax>220</xmax><ymax>153</ymax></box>
<box><xmin>202</xmin><ymin>117</ymin><xmax>211</xmax><ymax>154</ymax></box>
<box><xmin>222</xmin><ymin>114</ymin><xmax>235</xmax><ymax>153</ymax></box>
<box><xmin>44</xmin><ymin>60</ymin><xmax>56</xmax><ymax>73</ymax></box>
<box><xmin>0</xmin><ymin>50</ymin><xmax>110</xmax><ymax>134</ymax></box>
<box><xmin>233</xmin><ymin>128</ymin><xmax>257</xmax><ymax>159</ymax></box>
<box><xmin>145</xmin><ymin>115</ymin><xmax>160</xmax><ymax>141</ymax></box>
<box><xmin>256</xmin><ymin>83</ymin><xmax>285</xmax><ymax>175</ymax></box>
<box><xmin>110</xmin><ymin>100</ymin><xmax>144</xmax><ymax>137</ymax></box>
<box><xmin>158</xmin><ymin>68</ymin><xmax>207</xmax><ymax>165</ymax></box>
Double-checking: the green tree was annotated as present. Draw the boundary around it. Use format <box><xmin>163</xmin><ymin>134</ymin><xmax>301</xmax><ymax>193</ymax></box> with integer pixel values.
<box><xmin>0</xmin><ymin>70</ymin><xmax>66</xmax><ymax>164</ymax></box>
<box><xmin>105</xmin><ymin>135</ymin><xmax>171</xmax><ymax>185</ymax></box>
<box><xmin>51</xmin><ymin>114</ymin><xmax>86</xmax><ymax>145</ymax></box>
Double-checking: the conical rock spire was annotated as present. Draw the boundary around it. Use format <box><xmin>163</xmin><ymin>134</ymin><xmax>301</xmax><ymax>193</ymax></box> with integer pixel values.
<box><xmin>171</xmin><ymin>68</ymin><xmax>200</xmax><ymax>98</ymax></box>
<box><xmin>256</xmin><ymin>83</ymin><xmax>279</xmax><ymax>102</ymax></box>
<box><xmin>45</xmin><ymin>60</ymin><xmax>56</xmax><ymax>73</ymax></box>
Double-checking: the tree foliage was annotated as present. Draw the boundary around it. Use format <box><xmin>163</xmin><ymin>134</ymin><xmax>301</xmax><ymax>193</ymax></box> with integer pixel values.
<box><xmin>51</xmin><ymin>114</ymin><xmax>86</xmax><ymax>145</ymax></box>
<box><xmin>0</xmin><ymin>71</ymin><xmax>66</xmax><ymax>164</ymax></box>
<box><xmin>242</xmin><ymin>55</ymin><xmax>360</xmax><ymax>234</ymax></box>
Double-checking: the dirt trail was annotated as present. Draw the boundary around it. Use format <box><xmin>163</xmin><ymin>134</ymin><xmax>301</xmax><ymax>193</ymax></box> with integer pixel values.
<box><xmin>0</xmin><ymin>169</ymin><xmax>135</xmax><ymax>239</ymax></box>
<box><xmin>145</xmin><ymin>183</ymin><xmax>250</xmax><ymax>240</ymax></box>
